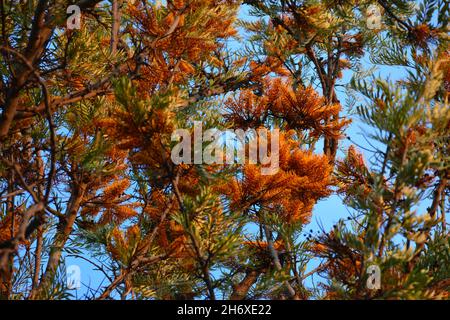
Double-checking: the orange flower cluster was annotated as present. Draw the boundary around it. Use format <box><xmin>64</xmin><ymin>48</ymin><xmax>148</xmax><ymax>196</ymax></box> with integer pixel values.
<box><xmin>104</xmin><ymin>189</ymin><xmax>196</xmax><ymax>269</ymax></box>
<box><xmin>126</xmin><ymin>0</ymin><xmax>238</xmax><ymax>91</ymax></box>
<box><xmin>249</xmin><ymin>57</ymin><xmax>290</xmax><ymax>80</ymax></box>
<box><xmin>281</xmin><ymin>4</ymin><xmax>325</xmax><ymax>37</ymax></box>
<box><xmin>107</xmin><ymin>225</ymin><xmax>141</xmax><ymax>265</ymax></box>
<box><xmin>409</xmin><ymin>24</ymin><xmax>439</xmax><ymax>49</ymax></box>
<box><xmin>226</xmin><ymin>78</ymin><xmax>349</xmax><ymax>139</ymax></box>
<box><xmin>310</xmin><ymin>231</ymin><xmax>364</xmax><ymax>298</ymax></box>
<box><xmin>242</xmin><ymin>240</ymin><xmax>286</xmax><ymax>267</ymax></box>
<box><xmin>143</xmin><ymin>190</ymin><xmax>184</xmax><ymax>252</ymax></box>
<box><xmin>243</xmin><ymin>240</ymin><xmax>285</xmax><ymax>252</ymax></box>
<box><xmin>96</xmin><ymin>105</ymin><xmax>177</xmax><ymax>188</ymax></box>
<box><xmin>0</xmin><ymin>213</ymin><xmax>22</xmax><ymax>243</ymax></box>
<box><xmin>219</xmin><ymin>132</ymin><xmax>333</xmax><ymax>223</ymax></box>
<box><xmin>81</xmin><ymin>178</ymin><xmax>138</xmax><ymax>224</ymax></box>
<box><xmin>439</xmin><ymin>50</ymin><xmax>450</xmax><ymax>95</ymax></box>
<box><xmin>61</xmin><ymin>122</ymin><xmax>136</xmax><ymax>225</ymax></box>
<box><xmin>336</xmin><ymin>145</ymin><xmax>372</xmax><ymax>198</ymax></box>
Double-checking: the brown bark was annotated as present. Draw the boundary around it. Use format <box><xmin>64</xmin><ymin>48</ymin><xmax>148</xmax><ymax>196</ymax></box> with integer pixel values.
<box><xmin>32</xmin><ymin>226</ymin><xmax>43</xmax><ymax>290</ymax></box>
<box><xmin>111</xmin><ymin>0</ymin><xmax>121</xmax><ymax>53</ymax></box>
<box><xmin>230</xmin><ymin>270</ymin><xmax>261</xmax><ymax>300</ymax></box>
<box><xmin>29</xmin><ymin>183</ymin><xmax>86</xmax><ymax>299</ymax></box>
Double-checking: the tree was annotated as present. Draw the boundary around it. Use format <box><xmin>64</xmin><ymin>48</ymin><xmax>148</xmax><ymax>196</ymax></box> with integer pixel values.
<box><xmin>0</xmin><ymin>0</ymin><xmax>448</xmax><ymax>300</ymax></box>
<box><xmin>315</xmin><ymin>0</ymin><xmax>450</xmax><ymax>298</ymax></box>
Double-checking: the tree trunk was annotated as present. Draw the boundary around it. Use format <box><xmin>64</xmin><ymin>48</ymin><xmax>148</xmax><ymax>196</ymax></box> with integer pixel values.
<box><xmin>30</xmin><ymin>183</ymin><xmax>86</xmax><ymax>299</ymax></box>
<box><xmin>230</xmin><ymin>270</ymin><xmax>261</xmax><ymax>300</ymax></box>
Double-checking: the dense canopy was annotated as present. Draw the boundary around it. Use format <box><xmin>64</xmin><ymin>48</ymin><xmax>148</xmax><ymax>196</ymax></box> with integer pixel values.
<box><xmin>0</xmin><ymin>0</ymin><xmax>448</xmax><ymax>300</ymax></box>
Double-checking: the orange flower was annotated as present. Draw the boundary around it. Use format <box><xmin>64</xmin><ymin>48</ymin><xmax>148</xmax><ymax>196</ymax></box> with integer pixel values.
<box><xmin>219</xmin><ymin>132</ymin><xmax>333</xmax><ymax>223</ymax></box>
